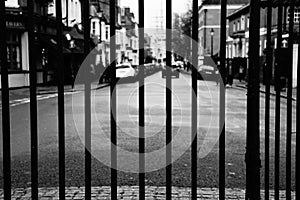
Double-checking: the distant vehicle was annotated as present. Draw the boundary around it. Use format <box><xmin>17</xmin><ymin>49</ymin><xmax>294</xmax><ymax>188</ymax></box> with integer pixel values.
<box><xmin>162</xmin><ymin>62</ymin><xmax>180</xmax><ymax>78</ymax></box>
<box><xmin>116</xmin><ymin>63</ymin><xmax>136</xmax><ymax>79</ymax></box>
<box><xmin>175</xmin><ymin>60</ymin><xmax>184</xmax><ymax>69</ymax></box>
<box><xmin>197</xmin><ymin>65</ymin><xmax>218</xmax><ymax>81</ymax></box>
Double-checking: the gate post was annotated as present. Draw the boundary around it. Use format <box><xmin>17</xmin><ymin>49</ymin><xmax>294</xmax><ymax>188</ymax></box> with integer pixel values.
<box><xmin>246</xmin><ymin>0</ymin><xmax>261</xmax><ymax>199</ymax></box>
<box><xmin>0</xmin><ymin>1</ymin><xmax>12</xmax><ymax>199</ymax></box>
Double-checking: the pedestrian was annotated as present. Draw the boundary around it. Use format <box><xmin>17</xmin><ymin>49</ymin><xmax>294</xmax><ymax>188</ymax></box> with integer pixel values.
<box><xmin>226</xmin><ymin>60</ymin><xmax>233</xmax><ymax>88</ymax></box>
<box><xmin>216</xmin><ymin>61</ymin><xmax>220</xmax><ymax>86</ymax></box>
<box><xmin>238</xmin><ymin>64</ymin><xmax>244</xmax><ymax>82</ymax></box>
<box><xmin>97</xmin><ymin>60</ymin><xmax>105</xmax><ymax>84</ymax></box>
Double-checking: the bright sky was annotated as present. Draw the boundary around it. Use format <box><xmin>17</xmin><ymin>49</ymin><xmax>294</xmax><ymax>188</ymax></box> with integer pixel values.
<box><xmin>120</xmin><ymin>0</ymin><xmax>193</xmax><ymax>28</ymax></box>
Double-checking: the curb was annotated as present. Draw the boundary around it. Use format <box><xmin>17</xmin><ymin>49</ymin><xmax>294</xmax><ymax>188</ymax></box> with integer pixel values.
<box><xmin>37</xmin><ymin>83</ymin><xmax>110</xmax><ymax>95</ymax></box>
<box><xmin>1</xmin><ymin>186</ymin><xmax>294</xmax><ymax>199</ymax></box>
<box><xmin>0</xmin><ymin>83</ymin><xmax>110</xmax><ymax>108</ymax></box>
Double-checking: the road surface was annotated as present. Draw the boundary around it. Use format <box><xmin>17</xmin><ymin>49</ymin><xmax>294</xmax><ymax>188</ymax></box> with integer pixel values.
<box><xmin>0</xmin><ymin>71</ymin><xmax>296</xmax><ymax>190</ymax></box>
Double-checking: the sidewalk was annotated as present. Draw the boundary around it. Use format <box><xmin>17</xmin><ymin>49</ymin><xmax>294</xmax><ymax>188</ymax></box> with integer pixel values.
<box><xmin>233</xmin><ymin>79</ymin><xmax>297</xmax><ymax>101</ymax></box>
<box><xmin>0</xmin><ymin>82</ymin><xmax>109</xmax><ymax>107</ymax></box>
<box><xmin>0</xmin><ymin>186</ymin><xmax>295</xmax><ymax>199</ymax></box>
<box><xmin>181</xmin><ymin>68</ymin><xmax>297</xmax><ymax>101</ymax></box>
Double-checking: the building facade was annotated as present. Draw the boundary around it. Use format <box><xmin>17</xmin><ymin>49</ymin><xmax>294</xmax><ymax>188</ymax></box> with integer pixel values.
<box><xmin>227</xmin><ymin>3</ymin><xmax>299</xmax><ymax>86</ymax></box>
<box><xmin>0</xmin><ymin>0</ymin><xmax>58</xmax><ymax>88</ymax></box>
<box><xmin>198</xmin><ymin>0</ymin><xmax>249</xmax><ymax>63</ymax></box>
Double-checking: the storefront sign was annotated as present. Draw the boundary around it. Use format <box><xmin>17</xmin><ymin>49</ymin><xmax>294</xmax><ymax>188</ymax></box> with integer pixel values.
<box><xmin>6</xmin><ymin>21</ymin><xmax>25</xmax><ymax>30</ymax></box>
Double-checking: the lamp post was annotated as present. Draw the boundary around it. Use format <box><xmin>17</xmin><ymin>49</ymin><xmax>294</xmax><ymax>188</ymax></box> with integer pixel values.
<box><xmin>210</xmin><ymin>28</ymin><xmax>214</xmax><ymax>56</ymax></box>
<box><xmin>66</xmin><ymin>33</ymin><xmax>75</xmax><ymax>87</ymax></box>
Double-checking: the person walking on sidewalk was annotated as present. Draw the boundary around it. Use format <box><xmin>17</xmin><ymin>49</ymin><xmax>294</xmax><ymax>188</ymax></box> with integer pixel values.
<box><xmin>238</xmin><ymin>64</ymin><xmax>244</xmax><ymax>82</ymax></box>
<box><xmin>226</xmin><ymin>60</ymin><xmax>233</xmax><ymax>88</ymax></box>
<box><xmin>216</xmin><ymin>61</ymin><xmax>220</xmax><ymax>86</ymax></box>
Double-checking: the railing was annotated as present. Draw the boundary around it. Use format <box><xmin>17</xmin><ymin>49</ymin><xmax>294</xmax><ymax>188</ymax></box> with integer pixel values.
<box><xmin>0</xmin><ymin>0</ymin><xmax>299</xmax><ymax>200</ymax></box>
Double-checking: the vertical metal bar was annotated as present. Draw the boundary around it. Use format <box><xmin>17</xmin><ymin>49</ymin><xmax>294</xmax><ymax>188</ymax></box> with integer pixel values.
<box><xmin>286</xmin><ymin>3</ymin><xmax>295</xmax><ymax>200</ymax></box>
<box><xmin>203</xmin><ymin>9</ymin><xmax>207</xmax><ymax>52</ymax></box>
<box><xmin>219</xmin><ymin>0</ymin><xmax>227</xmax><ymax>199</ymax></box>
<box><xmin>264</xmin><ymin>1</ymin><xmax>273</xmax><ymax>199</ymax></box>
<box><xmin>274</xmin><ymin>5</ymin><xmax>283</xmax><ymax>200</ymax></box>
<box><xmin>56</xmin><ymin>0</ymin><xmax>66</xmax><ymax>199</ymax></box>
<box><xmin>110</xmin><ymin>0</ymin><xmax>117</xmax><ymax>199</ymax></box>
<box><xmin>283</xmin><ymin>5</ymin><xmax>287</xmax><ymax>33</ymax></box>
<box><xmin>0</xmin><ymin>1</ymin><xmax>11</xmax><ymax>199</ymax></box>
<box><xmin>66</xmin><ymin>0</ymin><xmax>68</xmax><ymax>27</ymax></box>
<box><xmin>166</xmin><ymin>0</ymin><xmax>172</xmax><ymax>199</ymax></box>
<box><xmin>296</xmin><ymin>14</ymin><xmax>300</xmax><ymax>200</ymax></box>
<box><xmin>246</xmin><ymin>0</ymin><xmax>261</xmax><ymax>199</ymax></box>
<box><xmin>191</xmin><ymin>0</ymin><xmax>198</xmax><ymax>199</ymax></box>
<box><xmin>83</xmin><ymin>0</ymin><xmax>91</xmax><ymax>199</ymax></box>
<box><xmin>138</xmin><ymin>0</ymin><xmax>145</xmax><ymax>199</ymax></box>
<box><xmin>27</xmin><ymin>0</ymin><xmax>38</xmax><ymax>198</ymax></box>
<box><xmin>84</xmin><ymin>80</ymin><xmax>91</xmax><ymax>200</ymax></box>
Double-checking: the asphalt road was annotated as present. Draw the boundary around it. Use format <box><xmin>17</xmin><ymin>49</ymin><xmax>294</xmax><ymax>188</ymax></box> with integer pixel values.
<box><xmin>0</xmin><ymin>71</ymin><xmax>296</xmax><ymax>190</ymax></box>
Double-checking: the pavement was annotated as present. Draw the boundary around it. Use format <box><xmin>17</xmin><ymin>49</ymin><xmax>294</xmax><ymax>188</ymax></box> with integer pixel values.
<box><xmin>0</xmin><ymin>82</ymin><xmax>110</xmax><ymax>107</ymax></box>
<box><xmin>180</xmin><ymin>68</ymin><xmax>297</xmax><ymax>100</ymax></box>
<box><xmin>233</xmin><ymin>79</ymin><xmax>297</xmax><ymax>101</ymax></box>
<box><xmin>0</xmin><ymin>186</ymin><xmax>295</xmax><ymax>199</ymax></box>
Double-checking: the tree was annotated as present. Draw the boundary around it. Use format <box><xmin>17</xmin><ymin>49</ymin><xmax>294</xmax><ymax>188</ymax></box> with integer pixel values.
<box><xmin>180</xmin><ymin>9</ymin><xmax>193</xmax><ymax>62</ymax></box>
<box><xmin>172</xmin><ymin>9</ymin><xmax>193</xmax><ymax>62</ymax></box>
<box><xmin>173</xmin><ymin>13</ymin><xmax>183</xmax><ymax>61</ymax></box>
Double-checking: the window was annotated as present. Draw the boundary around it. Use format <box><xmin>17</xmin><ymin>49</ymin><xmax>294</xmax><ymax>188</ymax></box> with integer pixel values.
<box><xmin>233</xmin><ymin>22</ymin><xmax>236</xmax><ymax>32</ymax></box>
<box><xmin>287</xmin><ymin>7</ymin><xmax>300</xmax><ymax>23</ymax></box>
<box><xmin>105</xmin><ymin>26</ymin><xmax>109</xmax><ymax>40</ymax></box>
<box><xmin>92</xmin><ymin>21</ymin><xmax>96</xmax><ymax>34</ymax></box>
<box><xmin>75</xmin><ymin>1</ymin><xmax>78</xmax><ymax>20</ymax></box>
<box><xmin>71</xmin><ymin>0</ymin><xmax>74</xmax><ymax>19</ymax></box>
<box><xmin>6</xmin><ymin>33</ymin><xmax>21</xmax><ymax>71</ymax></box>
<box><xmin>5</xmin><ymin>0</ymin><xmax>19</xmax><ymax>8</ymax></box>
<box><xmin>295</xmin><ymin>8</ymin><xmax>300</xmax><ymax>22</ymax></box>
<box><xmin>247</xmin><ymin>16</ymin><xmax>250</xmax><ymax>28</ymax></box>
<box><xmin>237</xmin><ymin>20</ymin><xmax>240</xmax><ymax>31</ymax></box>
<box><xmin>259</xmin><ymin>40</ymin><xmax>262</xmax><ymax>56</ymax></box>
<box><xmin>134</xmin><ymin>55</ymin><xmax>137</xmax><ymax>63</ymax></box>
<box><xmin>241</xmin><ymin>16</ymin><xmax>245</xmax><ymax>30</ymax></box>
<box><xmin>246</xmin><ymin>42</ymin><xmax>249</xmax><ymax>57</ymax></box>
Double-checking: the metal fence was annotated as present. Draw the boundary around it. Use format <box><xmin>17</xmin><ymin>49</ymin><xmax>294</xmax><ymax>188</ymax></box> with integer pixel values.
<box><xmin>0</xmin><ymin>0</ymin><xmax>299</xmax><ymax>199</ymax></box>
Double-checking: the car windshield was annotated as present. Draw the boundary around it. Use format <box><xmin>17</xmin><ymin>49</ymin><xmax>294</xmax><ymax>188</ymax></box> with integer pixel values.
<box><xmin>117</xmin><ymin>65</ymin><xmax>130</xmax><ymax>69</ymax></box>
<box><xmin>199</xmin><ymin>65</ymin><xmax>214</xmax><ymax>71</ymax></box>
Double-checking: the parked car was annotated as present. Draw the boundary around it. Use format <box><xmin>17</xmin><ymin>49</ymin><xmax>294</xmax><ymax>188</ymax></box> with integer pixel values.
<box><xmin>197</xmin><ymin>65</ymin><xmax>218</xmax><ymax>81</ymax></box>
<box><xmin>116</xmin><ymin>63</ymin><xmax>136</xmax><ymax>79</ymax></box>
<box><xmin>162</xmin><ymin>62</ymin><xmax>180</xmax><ymax>78</ymax></box>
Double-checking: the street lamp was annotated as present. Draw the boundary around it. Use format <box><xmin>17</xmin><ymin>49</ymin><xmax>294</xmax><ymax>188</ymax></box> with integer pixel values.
<box><xmin>210</xmin><ymin>28</ymin><xmax>214</xmax><ymax>56</ymax></box>
<box><xmin>66</xmin><ymin>33</ymin><xmax>76</xmax><ymax>87</ymax></box>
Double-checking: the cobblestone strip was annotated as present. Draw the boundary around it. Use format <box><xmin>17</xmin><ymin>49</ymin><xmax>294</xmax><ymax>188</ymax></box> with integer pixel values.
<box><xmin>0</xmin><ymin>186</ymin><xmax>296</xmax><ymax>199</ymax></box>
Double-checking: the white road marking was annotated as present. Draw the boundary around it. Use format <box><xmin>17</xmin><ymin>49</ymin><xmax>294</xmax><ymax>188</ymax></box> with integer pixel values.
<box><xmin>0</xmin><ymin>91</ymin><xmax>80</xmax><ymax>108</ymax></box>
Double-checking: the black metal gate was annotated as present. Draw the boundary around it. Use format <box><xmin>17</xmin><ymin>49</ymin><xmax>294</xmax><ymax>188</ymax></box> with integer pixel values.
<box><xmin>0</xmin><ymin>0</ymin><xmax>299</xmax><ymax>199</ymax></box>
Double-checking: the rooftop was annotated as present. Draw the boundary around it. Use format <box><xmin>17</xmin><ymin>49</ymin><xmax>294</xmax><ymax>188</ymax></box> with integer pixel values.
<box><xmin>227</xmin><ymin>3</ymin><xmax>250</xmax><ymax>19</ymax></box>
<box><xmin>201</xmin><ymin>0</ymin><xmax>249</xmax><ymax>5</ymax></box>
